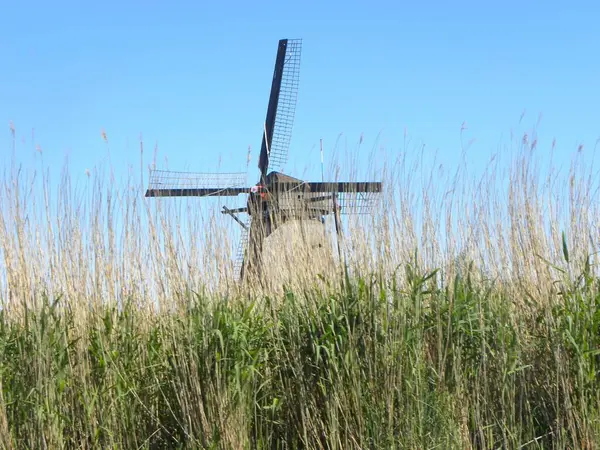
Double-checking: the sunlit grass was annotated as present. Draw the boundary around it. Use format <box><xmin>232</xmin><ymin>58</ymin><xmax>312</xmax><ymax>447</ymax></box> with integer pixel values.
<box><xmin>0</xmin><ymin>130</ymin><xmax>599</xmax><ymax>448</ymax></box>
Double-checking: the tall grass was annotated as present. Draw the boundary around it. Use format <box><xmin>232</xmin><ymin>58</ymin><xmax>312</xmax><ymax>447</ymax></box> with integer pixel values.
<box><xmin>0</xmin><ymin>130</ymin><xmax>599</xmax><ymax>448</ymax></box>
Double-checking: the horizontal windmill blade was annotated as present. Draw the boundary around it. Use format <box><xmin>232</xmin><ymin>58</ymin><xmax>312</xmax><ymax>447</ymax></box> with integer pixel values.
<box><xmin>258</xmin><ymin>39</ymin><xmax>302</xmax><ymax>179</ymax></box>
<box><xmin>146</xmin><ymin>187</ymin><xmax>250</xmax><ymax>197</ymax></box>
<box><xmin>145</xmin><ymin>169</ymin><xmax>250</xmax><ymax>197</ymax></box>
<box><xmin>302</xmin><ymin>191</ymin><xmax>381</xmax><ymax>215</ymax></box>
<box><xmin>306</xmin><ymin>181</ymin><xmax>382</xmax><ymax>215</ymax></box>
<box><xmin>273</xmin><ymin>181</ymin><xmax>383</xmax><ymax>215</ymax></box>
<box><xmin>331</xmin><ymin>190</ymin><xmax>382</xmax><ymax>215</ymax></box>
<box><xmin>304</xmin><ymin>181</ymin><xmax>382</xmax><ymax>193</ymax></box>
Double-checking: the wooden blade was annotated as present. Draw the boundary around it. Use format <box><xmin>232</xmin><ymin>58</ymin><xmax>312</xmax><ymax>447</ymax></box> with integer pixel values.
<box><xmin>146</xmin><ymin>169</ymin><xmax>249</xmax><ymax>197</ymax></box>
<box><xmin>258</xmin><ymin>39</ymin><xmax>302</xmax><ymax>179</ymax></box>
<box><xmin>145</xmin><ymin>187</ymin><xmax>249</xmax><ymax>197</ymax></box>
<box><xmin>304</xmin><ymin>181</ymin><xmax>382</xmax><ymax>193</ymax></box>
<box><xmin>271</xmin><ymin>182</ymin><xmax>383</xmax><ymax>215</ymax></box>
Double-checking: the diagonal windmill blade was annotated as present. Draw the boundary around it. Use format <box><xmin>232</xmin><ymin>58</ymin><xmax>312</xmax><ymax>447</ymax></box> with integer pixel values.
<box><xmin>258</xmin><ymin>39</ymin><xmax>302</xmax><ymax>181</ymax></box>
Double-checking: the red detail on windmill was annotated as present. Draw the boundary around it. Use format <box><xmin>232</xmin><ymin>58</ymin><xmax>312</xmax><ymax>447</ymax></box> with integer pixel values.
<box><xmin>251</xmin><ymin>184</ymin><xmax>268</xmax><ymax>200</ymax></box>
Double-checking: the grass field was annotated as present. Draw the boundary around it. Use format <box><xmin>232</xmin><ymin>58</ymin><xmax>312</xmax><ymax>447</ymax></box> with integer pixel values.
<box><xmin>0</xmin><ymin>138</ymin><xmax>599</xmax><ymax>448</ymax></box>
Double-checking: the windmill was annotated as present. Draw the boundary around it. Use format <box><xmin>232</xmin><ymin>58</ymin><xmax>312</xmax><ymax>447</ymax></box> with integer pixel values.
<box><xmin>145</xmin><ymin>39</ymin><xmax>382</xmax><ymax>282</ymax></box>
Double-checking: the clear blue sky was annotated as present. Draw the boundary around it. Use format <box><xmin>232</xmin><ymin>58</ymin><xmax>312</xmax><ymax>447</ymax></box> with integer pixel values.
<box><xmin>1</xmin><ymin>0</ymin><xmax>599</xmax><ymax>187</ymax></box>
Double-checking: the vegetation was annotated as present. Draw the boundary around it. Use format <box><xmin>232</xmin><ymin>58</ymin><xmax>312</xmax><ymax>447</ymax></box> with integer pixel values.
<box><xmin>0</xmin><ymin>132</ymin><xmax>599</xmax><ymax>448</ymax></box>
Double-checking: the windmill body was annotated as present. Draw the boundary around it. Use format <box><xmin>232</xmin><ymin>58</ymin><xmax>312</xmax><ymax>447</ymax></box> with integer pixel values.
<box><xmin>145</xmin><ymin>39</ymin><xmax>383</xmax><ymax>282</ymax></box>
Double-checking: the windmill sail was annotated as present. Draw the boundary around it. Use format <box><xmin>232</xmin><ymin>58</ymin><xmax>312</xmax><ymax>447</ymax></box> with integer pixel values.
<box><xmin>304</xmin><ymin>181</ymin><xmax>383</xmax><ymax>214</ymax></box>
<box><xmin>267</xmin><ymin>39</ymin><xmax>301</xmax><ymax>173</ymax></box>
<box><xmin>262</xmin><ymin>173</ymin><xmax>382</xmax><ymax>216</ymax></box>
<box><xmin>276</xmin><ymin>188</ymin><xmax>382</xmax><ymax>216</ymax></box>
<box><xmin>258</xmin><ymin>39</ymin><xmax>302</xmax><ymax>178</ymax></box>
<box><xmin>145</xmin><ymin>169</ymin><xmax>250</xmax><ymax>197</ymax></box>
<box><xmin>234</xmin><ymin>216</ymin><xmax>252</xmax><ymax>279</ymax></box>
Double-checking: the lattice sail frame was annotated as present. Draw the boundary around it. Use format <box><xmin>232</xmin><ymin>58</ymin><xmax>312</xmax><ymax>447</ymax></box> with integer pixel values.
<box><xmin>234</xmin><ymin>216</ymin><xmax>251</xmax><ymax>279</ymax></box>
<box><xmin>267</xmin><ymin>39</ymin><xmax>302</xmax><ymax>173</ymax></box>
<box><xmin>324</xmin><ymin>191</ymin><xmax>381</xmax><ymax>215</ymax></box>
<box><xmin>148</xmin><ymin>169</ymin><xmax>248</xmax><ymax>190</ymax></box>
<box><xmin>275</xmin><ymin>190</ymin><xmax>381</xmax><ymax>215</ymax></box>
